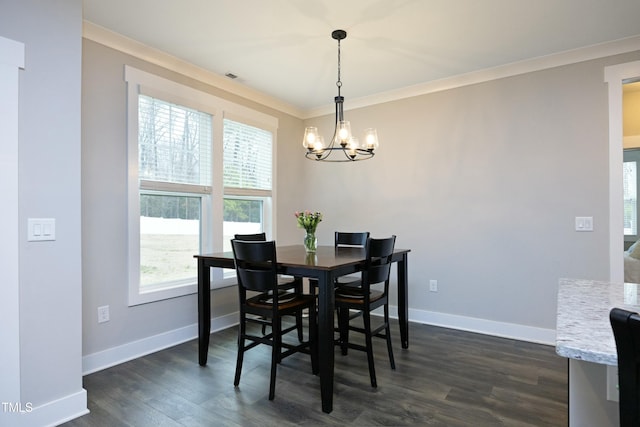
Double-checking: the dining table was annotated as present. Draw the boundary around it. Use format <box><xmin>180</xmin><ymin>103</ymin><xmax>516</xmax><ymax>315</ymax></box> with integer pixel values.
<box><xmin>194</xmin><ymin>244</ymin><xmax>410</xmax><ymax>413</ymax></box>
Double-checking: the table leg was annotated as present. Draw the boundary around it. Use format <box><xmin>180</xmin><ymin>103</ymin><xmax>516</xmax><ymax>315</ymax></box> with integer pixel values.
<box><xmin>198</xmin><ymin>259</ymin><xmax>211</xmax><ymax>366</ymax></box>
<box><xmin>316</xmin><ymin>270</ymin><xmax>334</xmax><ymax>413</ymax></box>
<box><xmin>397</xmin><ymin>253</ymin><xmax>409</xmax><ymax>349</ymax></box>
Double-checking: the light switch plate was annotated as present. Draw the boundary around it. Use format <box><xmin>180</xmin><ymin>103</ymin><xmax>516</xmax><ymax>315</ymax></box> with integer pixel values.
<box><xmin>27</xmin><ymin>218</ymin><xmax>56</xmax><ymax>241</ymax></box>
<box><xmin>575</xmin><ymin>216</ymin><xmax>593</xmax><ymax>232</ymax></box>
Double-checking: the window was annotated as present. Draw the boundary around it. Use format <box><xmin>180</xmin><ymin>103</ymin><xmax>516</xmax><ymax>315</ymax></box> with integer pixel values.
<box><xmin>624</xmin><ymin>160</ymin><xmax>638</xmax><ymax>237</ymax></box>
<box><xmin>624</xmin><ymin>147</ymin><xmax>640</xmax><ymax>243</ymax></box>
<box><xmin>222</xmin><ymin>118</ymin><xmax>273</xmax><ymax>254</ymax></box>
<box><xmin>138</xmin><ymin>96</ymin><xmax>212</xmax><ymax>296</ymax></box>
<box><xmin>126</xmin><ymin>66</ymin><xmax>278</xmax><ymax>305</ymax></box>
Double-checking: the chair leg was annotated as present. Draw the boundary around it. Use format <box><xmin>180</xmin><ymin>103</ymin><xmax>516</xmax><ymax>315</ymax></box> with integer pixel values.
<box><xmin>310</xmin><ymin>303</ymin><xmax>319</xmax><ymax>375</ymax></box>
<box><xmin>338</xmin><ymin>307</ymin><xmax>350</xmax><ymax>355</ymax></box>
<box><xmin>294</xmin><ymin>278</ymin><xmax>304</xmax><ymax>342</ymax></box>
<box><xmin>234</xmin><ymin>319</ymin><xmax>246</xmax><ymax>387</ymax></box>
<box><xmin>269</xmin><ymin>317</ymin><xmax>281</xmax><ymax>400</ymax></box>
<box><xmin>363</xmin><ymin>311</ymin><xmax>377</xmax><ymax>388</ymax></box>
<box><xmin>384</xmin><ymin>304</ymin><xmax>395</xmax><ymax>370</ymax></box>
<box><xmin>296</xmin><ymin>311</ymin><xmax>304</xmax><ymax>342</ymax></box>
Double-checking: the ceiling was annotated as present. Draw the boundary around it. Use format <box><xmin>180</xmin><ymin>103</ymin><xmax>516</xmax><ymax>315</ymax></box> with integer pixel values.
<box><xmin>82</xmin><ymin>0</ymin><xmax>640</xmax><ymax>115</ymax></box>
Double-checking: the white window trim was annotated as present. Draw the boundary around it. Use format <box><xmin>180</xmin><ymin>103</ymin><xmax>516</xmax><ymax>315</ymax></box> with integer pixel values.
<box><xmin>125</xmin><ymin>65</ymin><xmax>278</xmax><ymax>305</ymax></box>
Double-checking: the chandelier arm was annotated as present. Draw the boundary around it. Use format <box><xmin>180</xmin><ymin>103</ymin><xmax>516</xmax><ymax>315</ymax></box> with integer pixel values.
<box><xmin>305</xmin><ymin>147</ymin><xmax>374</xmax><ymax>162</ymax></box>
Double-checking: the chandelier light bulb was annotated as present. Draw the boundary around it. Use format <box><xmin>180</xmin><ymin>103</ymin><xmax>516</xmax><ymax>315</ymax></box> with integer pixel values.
<box><xmin>364</xmin><ymin>128</ymin><xmax>379</xmax><ymax>151</ymax></box>
<box><xmin>303</xmin><ymin>127</ymin><xmax>319</xmax><ymax>149</ymax></box>
<box><xmin>338</xmin><ymin>121</ymin><xmax>351</xmax><ymax>144</ymax></box>
<box><xmin>313</xmin><ymin>135</ymin><xmax>325</xmax><ymax>151</ymax></box>
<box><xmin>347</xmin><ymin>137</ymin><xmax>359</xmax><ymax>159</ymax></box>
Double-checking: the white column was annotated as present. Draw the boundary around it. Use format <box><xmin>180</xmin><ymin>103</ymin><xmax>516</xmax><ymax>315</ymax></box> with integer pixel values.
<box><xmin>0</xmin><ymin>35</ymin><xmax>25</xmax><ymax>406</ymax></box>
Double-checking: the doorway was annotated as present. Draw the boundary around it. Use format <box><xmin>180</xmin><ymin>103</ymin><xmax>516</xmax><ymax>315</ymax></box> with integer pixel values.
<box><xmin>606</xmin><ymin>60</ymin><xmax>640</xmax><ymax>282</ymax></box>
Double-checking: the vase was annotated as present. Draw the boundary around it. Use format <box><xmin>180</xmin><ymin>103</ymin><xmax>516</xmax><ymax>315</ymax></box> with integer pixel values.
<box><xmin>303</xmin><ymin>230</ymin><xmax>317</xmax><ymax>253</ymax></box>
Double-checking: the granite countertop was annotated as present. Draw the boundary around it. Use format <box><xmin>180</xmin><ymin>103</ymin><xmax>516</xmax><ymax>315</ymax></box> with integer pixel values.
<box><xmin>556</xmin><ymin>278</ymin><xmax>640</xmax><ymax>366</ymax></box>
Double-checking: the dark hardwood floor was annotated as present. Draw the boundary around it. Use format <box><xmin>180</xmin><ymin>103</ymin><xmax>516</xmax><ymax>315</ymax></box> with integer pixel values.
<box><xmin>63</xmin><ymin>321</ymin><xmax>567</xmax><ymax>426</ymax></box>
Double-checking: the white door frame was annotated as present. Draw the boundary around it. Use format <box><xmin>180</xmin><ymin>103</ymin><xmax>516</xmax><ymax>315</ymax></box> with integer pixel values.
<box><xmin>606</xmin><ymin>60</ymin><xmax>640</xmax><ymax>282</ymax></box>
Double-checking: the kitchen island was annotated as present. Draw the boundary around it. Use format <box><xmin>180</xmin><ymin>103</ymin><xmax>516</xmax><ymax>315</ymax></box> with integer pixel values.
<box><xmin>556</xmin><ymin>278</ymin><xmax>640</xmax><ymax>426</ymax></box>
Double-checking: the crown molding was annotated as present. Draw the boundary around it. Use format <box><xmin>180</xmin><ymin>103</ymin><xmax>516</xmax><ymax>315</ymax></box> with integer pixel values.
<box><xmin>304</xmin><ymin>35</ymin><xmax>640</xmax><ymax>119</ymax></box>
<box><xmin>82</xmin><ymin>21</ymin><xmax>305</xmax><ymax>119</ymax></box>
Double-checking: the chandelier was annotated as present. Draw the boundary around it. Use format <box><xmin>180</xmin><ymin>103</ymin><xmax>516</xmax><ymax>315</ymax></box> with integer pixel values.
<box><xmin>302</xmin><ymin>30</ymin><xmax>379</xmax><ymax>162</ymax></box>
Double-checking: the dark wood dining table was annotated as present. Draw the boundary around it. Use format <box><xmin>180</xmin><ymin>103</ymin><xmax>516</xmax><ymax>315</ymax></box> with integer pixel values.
<box><xmin>194</xmin><ymin>244</ymin><xmax>410</xmax><ymax>413</ymax></box>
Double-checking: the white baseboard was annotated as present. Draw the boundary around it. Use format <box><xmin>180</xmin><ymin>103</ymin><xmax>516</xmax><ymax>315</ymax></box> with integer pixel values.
<box><xmin>394</xmin><ymin>306</ymin><xmax>556</xmax><ymax>345</ymax></box>
<box><xmin>3</xmin><ymin>388</ymin><xmax>88</xmax><ymax>427</ymax></box>
<box><xmin>82</xmin><ymin>312</ymin><xmax>238</xmax><ymax>375</ymax></box>
<box><xmin>82</xmin><ymin>306</ymin><xmax>555</xmax><ymax>378</ymax></box>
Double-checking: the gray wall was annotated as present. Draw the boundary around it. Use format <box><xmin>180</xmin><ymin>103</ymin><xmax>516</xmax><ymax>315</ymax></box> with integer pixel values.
<box><xmin>0</xmin><ymin>0</ymin><xmax>85</xmax><ymax>425</ymax></box>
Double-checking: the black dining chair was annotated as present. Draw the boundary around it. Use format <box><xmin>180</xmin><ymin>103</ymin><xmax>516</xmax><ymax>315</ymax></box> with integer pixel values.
<box><xmin>234</xmin><ymin>233</ymin><xmax>304</xmax><ymax>340</ymax></box>
<box><xmin>610</xmin><ymin>307</ymin><xmax>640</xmax><ymax>427</ymax></box>
<box><xmin>334</xmin><ymin>231</ymin><xmax>370</xmax><ymax>287</ymax></box>
<box><xmin>231</xmin><ymin>239</ymin><xmax>318</xmax><ymax>400</ymax></box>
<box><xmin>335</xmin><ymin>235</ymin><xmax>396</xmax><ymax>388</ymax></box>
<box><xmin>309</xmin><ymin>231</ymin><xmax>370</xmax><ymax>295</ymax></box>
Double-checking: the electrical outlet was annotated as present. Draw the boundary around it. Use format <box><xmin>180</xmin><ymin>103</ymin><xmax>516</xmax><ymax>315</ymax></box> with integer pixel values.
<box><xmin>429</xmin><ymin>279</ymin><xmax>438</xmax><ymax>292</ymax></box>
<box><xmin>97</xmin><ymin>305</ymin><xmax>110</xmax><ymax>323</ymax></box>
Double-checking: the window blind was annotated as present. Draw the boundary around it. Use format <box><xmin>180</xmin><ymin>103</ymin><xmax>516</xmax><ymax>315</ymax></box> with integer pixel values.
<box><xmin>138</xmin><ymin>95</ymin><xmax>212</xmax><ymax>186</ymax></box>
<box><xmin>223</xmin><ymin>118</ymin><xmax>272</xmax><ymax>191</ymax></box>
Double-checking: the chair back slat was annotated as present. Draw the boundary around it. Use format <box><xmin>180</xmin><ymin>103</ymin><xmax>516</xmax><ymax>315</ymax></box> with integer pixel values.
<box><xmin>231</xmin><ymin>239</ymin><xmax>278</xmax><ymax>293</ymax></box>
<box><xmin>610</xmin><ymin>307</ymin><xmax>640</xmax><ymax>427</ymax></box>
<box><xmin>237</xmin><ymin>268</ymin><xmax>276</xmax><ymax>293</ymax></box>
<box><xmin>234</xmin><ymin>232</ymin><xmax>266</xmax><ymax>241</ymax></box>
<box><xmin>362</xmin><ymin>236</ymin><xmax>396</xmax><ymax>286</ymax></box>
<box><xmin>335</xmin><ymin>231</ymin><xmax>369</xmax><ymax>248</ymax></box>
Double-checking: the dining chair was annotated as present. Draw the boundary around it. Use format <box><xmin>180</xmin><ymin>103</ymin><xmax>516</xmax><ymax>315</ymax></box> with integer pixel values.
<box><xmin>335</xmin><ymin>235</ymin><xmax>396</xmax><ymax>388</ymax></box>
<box><xmin>610</xmin><ymin>307</ymin><xmax>640</xmax><ymax>427</ymax></box>
<box><xmin>309</xmin><ymin>231</ymin><xmax>370</xmax><ymax>295</ymax></box>
<box><xmin>234</xmin><ymin>233</ymin><xmax>304</xmax><ymax>340</ymax></box>
<box><xmin>231</xmin><ymin>239</ymin><xmax>318</xmax><ymax>400</ymax></box>
<box><xmin>334</xmin><ymin>231</ymin><xmax>370</xmax><ymax>287</ymax></box>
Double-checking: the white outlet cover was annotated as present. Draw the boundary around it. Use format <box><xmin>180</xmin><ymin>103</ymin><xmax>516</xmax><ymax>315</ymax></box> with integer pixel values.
<box><xmin>97</xmin><ymin>305</ymin><xmax>110</xmax><ymax>323</ymax></box>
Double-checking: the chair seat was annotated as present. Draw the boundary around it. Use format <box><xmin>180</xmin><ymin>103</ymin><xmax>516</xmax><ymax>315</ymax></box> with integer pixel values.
<box><xmin>335</xmin><ymin>286</ymin><xmax>384</xmax><ymax>304</ymax></box>
<box><xmin>247</xmin><ymin>293</ymin><xmax>316</xmax><ymax>310</ymax></box>
<box><xmin>335</xmin><ymin>276</ymin><xmax>361</xmax><ymax>287</ymax></box>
